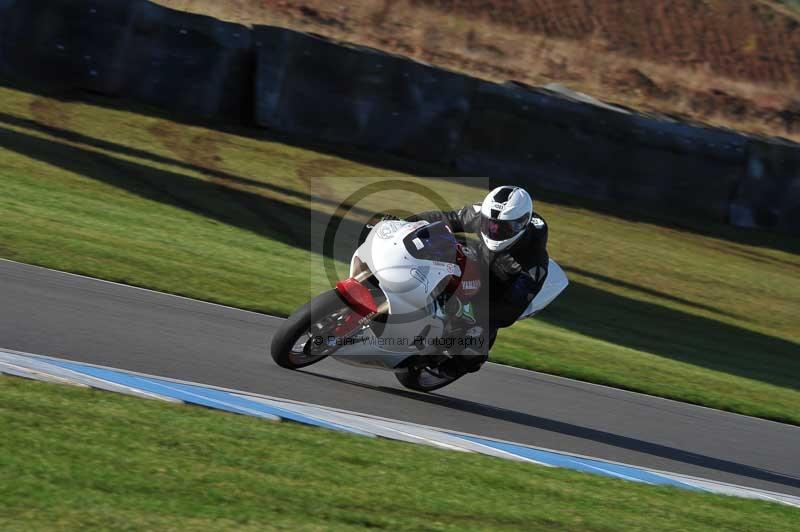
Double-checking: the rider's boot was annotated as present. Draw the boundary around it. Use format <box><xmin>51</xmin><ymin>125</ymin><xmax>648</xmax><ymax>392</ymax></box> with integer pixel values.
<box><xmin>456</xmin><ymin>325</ymin><xmax>489</xmax><ymax>373</ymax></box>
<box><xmin>439</xmin><ymin>323</ymin><xmax>489</xmax><ymax>378</ymax></box>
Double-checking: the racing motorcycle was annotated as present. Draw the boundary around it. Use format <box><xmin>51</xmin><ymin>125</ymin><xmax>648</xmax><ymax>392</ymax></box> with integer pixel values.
<box><xmin>270</xmin><ymin>219</ymin><xmax>568</xmax><ymax>392</ymax></box>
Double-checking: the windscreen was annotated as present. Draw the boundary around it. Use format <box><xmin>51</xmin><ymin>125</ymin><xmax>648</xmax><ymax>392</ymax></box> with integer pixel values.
<box><xmin>402</xmin><ymin>221</ymin><xmax>458</xmax><ymax>263</ymax></box>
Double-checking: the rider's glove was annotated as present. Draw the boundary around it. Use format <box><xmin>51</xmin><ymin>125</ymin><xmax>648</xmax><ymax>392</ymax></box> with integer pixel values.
<box><xmin>506</xmin><ymin>272</ymin><xmax>537</xmax><ymax>306</ymax></box>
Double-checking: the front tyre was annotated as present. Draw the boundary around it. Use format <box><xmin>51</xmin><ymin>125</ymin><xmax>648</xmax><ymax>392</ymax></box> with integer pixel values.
<box><xmin>270</xmin><ymin>289</ymin><xmax>353</xmax><ymax>369</ymax></box>
<box><xmin>395</xmin><ymin>365</ymin><xmax>462</xmax><ymax>392</ymax></box>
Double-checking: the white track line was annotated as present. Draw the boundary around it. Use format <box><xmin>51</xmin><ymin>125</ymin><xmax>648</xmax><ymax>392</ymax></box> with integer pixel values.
<box><xmin>0</xmin><ymin>351</ymin><xmax>180</xmax><ymax>402</ymax></box>
<box><xmin>132</xmin><ymin>380</ymin><xmax>281</xmax><ymax>421</ymax></box>
<box><xmin>0</xmin><ymin>361</ymin><xmax>90</xmax><ymax>386</ymax></box>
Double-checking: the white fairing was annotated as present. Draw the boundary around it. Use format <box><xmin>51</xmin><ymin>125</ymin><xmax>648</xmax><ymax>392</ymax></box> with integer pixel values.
<box><xmin>333</xmin><ymin>221</ymin><xmax>457</xmax><ymax>369</ymax></box>
<box><xmin>349</xmin><ymin>220</ymin><xmax>459</xmax><ymax>316</ymax></box>
<box><xmin>518</xmin><ymin>259</ymin><xmax>569</xmax><ymax>319</ymax></box>
<box><xmin>332</xmin><ymin>220</ymin><xmax>567</xmax><ymax>371</ymax></box>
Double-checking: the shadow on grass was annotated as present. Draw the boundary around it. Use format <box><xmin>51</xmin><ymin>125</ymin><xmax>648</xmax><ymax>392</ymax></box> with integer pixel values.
<box><xmin>0</xmin><ymin>111</ymin><xmax>376</xmax><ymax>219</ymax></box>
<box><xmin>0</xmin><ymin>124</ymin><xmax>362</xmax><ymax>266</ymax></box>
<box><xmin>302</xmin><ymin>371</ymin><xmax>800</xmax><ymax>491</ymax></box>
<box><xmin>562</xmin><ymin>265</ymin><xmax>738</xmax><ymax>318</ymax></box>
<box><xmin>541</xmin><ymin>281</ymin><xmax>800</xmax><ymax>391</ymax></box>
<box><xmin>2</xmin><ymin>77</ymin><xmax>798</xmax><ymax>256</ymax></box>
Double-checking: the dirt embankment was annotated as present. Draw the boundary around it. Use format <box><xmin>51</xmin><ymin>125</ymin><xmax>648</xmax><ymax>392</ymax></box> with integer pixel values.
<box><xmin>156</xmin><ymin>0</ymin><xmax>800</xmax><ymax>140</ymax></box>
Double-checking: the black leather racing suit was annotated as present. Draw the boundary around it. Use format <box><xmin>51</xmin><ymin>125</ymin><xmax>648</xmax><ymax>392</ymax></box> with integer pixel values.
<box><xmin>408</xmin><ymin>204</ymin><xmax>549</xmax><ymax>368</ymax></box>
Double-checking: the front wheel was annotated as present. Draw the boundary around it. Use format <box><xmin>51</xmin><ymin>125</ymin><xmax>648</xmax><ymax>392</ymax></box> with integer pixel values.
<box><xmin>270</xmin><ymin>290</ymin><xmax>354</xmax><ymax>369</ymax></box>
<box><xmin>395</xmin><ymin>365</ymin><xmax>463</xmax><ymax>392</ymax></box>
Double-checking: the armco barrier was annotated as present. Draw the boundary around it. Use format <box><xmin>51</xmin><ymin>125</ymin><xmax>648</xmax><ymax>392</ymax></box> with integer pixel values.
<box><xmin>0</xmin><ymin>0</ymin><xmax>797</xmax><ymax>233</ymax></box>
<box><xmin>0</xmin><ymin>0</ymin><xmax>252</xmax><ymax>119</ymax></box>
<box><xmin>0</xmin><ymin>0</ymin><xmax>17</xmax><ymax>68</ymax></box>
<box><xmin>253</xmin><ymin>26</ymin><xmax>475</xmax><ymax>163</ymax></box>
<box><xmin>731</xmin><ymin>142</ymin><xmax>800</xmax><ymax>231</ymax></box>
<box><xmin>454</xmin><ymin>82</ymin><xmax>745</xmax><ymax>222</ymax></box>
<box><xmin>123</xmin><ymin>2</ymin><xmax>253</xmax><ymax>120</ymax></box>
<box><xmin>0</xmin><ymin>0</ymin><xmax>138</xmax><ymax>93</ymax></box>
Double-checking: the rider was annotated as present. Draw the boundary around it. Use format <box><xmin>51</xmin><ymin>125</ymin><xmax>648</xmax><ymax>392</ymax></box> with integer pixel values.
<box><xmin>407</xmin><ymin>185</ymin><xmax>549</xmax><ymax>377</ymax></box>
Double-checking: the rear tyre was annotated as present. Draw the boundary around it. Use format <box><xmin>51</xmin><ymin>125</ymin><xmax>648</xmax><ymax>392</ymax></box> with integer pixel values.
<box><xmin>270</xmin><ymin>289</ymin><xmax>353</xmax><ymax>370</ymax></box>
<box><xmin>395</xmin><ymin>364</ymin><xmax>462</xmax><ymax>392</ymax></box>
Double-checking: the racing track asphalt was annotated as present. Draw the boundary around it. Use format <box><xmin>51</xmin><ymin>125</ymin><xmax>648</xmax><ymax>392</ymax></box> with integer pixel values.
<box><xmin>2</xmin><ymin>259</ymin><xmax>799</xmax><ymax>497</ymax></box>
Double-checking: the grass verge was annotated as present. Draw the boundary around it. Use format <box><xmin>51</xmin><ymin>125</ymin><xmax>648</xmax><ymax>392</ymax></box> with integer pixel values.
<box><xmin>1</xmin><ymin>376</ymin><xmax>798</xmax><ymax>531</ymax></box>
<box><xmin>0</xmin><ymin>83</ymin><xmax>798</xmax><ymax>423</ymax></box>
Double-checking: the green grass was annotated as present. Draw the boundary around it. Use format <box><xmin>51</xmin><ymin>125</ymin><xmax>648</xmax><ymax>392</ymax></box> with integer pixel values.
<box><xmin>0</xmin><ymin>83</ymin><xmax>799</xmax><ymax>423</ymax></box>
<box><xmin>1</xmin><ymin>375</ymin><xmax>797</xmax><ymax>531</ymax></box>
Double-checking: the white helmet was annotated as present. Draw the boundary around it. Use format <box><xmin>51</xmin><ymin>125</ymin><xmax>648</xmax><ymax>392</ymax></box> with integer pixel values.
<box><xmin>479</xmin><ymin>186</ymin><xmax>533</xmax><ymax>251</ymax></box>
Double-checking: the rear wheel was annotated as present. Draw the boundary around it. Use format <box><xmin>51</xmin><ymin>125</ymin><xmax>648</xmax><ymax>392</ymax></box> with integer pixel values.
<box><xmin>270</xmin><ymin>290</ymin><xmax>355</xmax><ymax>369</ymax></box>
<box><xmin>395</xmin><ymin>364</ymin><xmax>462</xmax><ymax>392</ymax></box>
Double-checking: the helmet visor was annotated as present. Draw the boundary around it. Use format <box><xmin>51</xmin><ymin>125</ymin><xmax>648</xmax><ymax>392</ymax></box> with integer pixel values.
<box><xmin>480</xmin><ymin>213</ymin><xmax>529</xmax><ymax>242</ymax></box>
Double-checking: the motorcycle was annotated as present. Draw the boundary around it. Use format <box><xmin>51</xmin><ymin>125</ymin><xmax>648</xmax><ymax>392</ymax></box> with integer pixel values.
<box><xmin>270</xmin><ymin>219</ymin><xmax>568</xmax><ymax>392</ymax></box>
